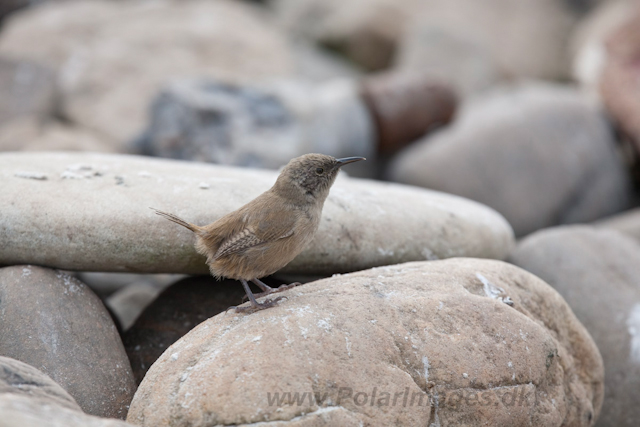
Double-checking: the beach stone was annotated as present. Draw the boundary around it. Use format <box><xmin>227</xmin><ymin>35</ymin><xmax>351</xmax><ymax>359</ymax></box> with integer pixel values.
<box><xmin>600</xmin><ymin>3</ymin><xmax>640</xmax><ymax>156</ymax></box>
<box><xmin>0</xmin><ymin>56</ymin><xmax>56</xmax><ymax>126</ymax></box>
<box><xmin>0</xmin><ymin>265</ymin><xmax>136</xmax><ymax>418</ymax></box>
<box><xmin>595</xmin><ymin>208</ymin><xmax>640</xmax><ymax>243</ymax></box>
<box><xmin>0</xmin><ymin>119</ymin><xmax>116</xmax><ymax>153</ymax></box>
<box><xmin>0</xmin><ymin>356</ymin><xmax>81</xmax><ymax>412</ymax></box>
<box><xmin>0</xmin><ymin>152</ymin><xmax>515</xmax><ymax>274</ymax></box>
<box><xmin>133</xmin><ymin>78</ymin><xmax>376</xmax><ymax>177</ymax></box>
<box><xmin>0</xmin><ymin>394</ymin><xmax>135</xmax><ymax>427</ymax></box>
<box><xmin>394</xmin><ymin>24</ymin><xmax>503</xmax><ymax>98</ymax></box>
<box><xmin>123</xmin><ymin>276</ymin><xmax>248</xmax><ymax>385</ymax></box>
<box><xmin>127</xmin><ymin>258</ymin><xmax>603</xmax><ymax>427</ymax></box>
<box><xmin>105</xmin><ymin>279</ymin><xmax>171</xmax><ymax>332</ymax></box>
<box><xmin>509</xmin><ymin>226</ymin><xmax>640</xmax><ymax>427</ymax></box>
<box><xmin>0</xmin><ymin>0</ymin><xmax>294</xmax><ymax>147</ymax></box>
<box><xmin>388</xmin><ymin>82</ymin><xmax>633</xmax><ymax>237</ymax></box>
<box><xmin>273</xmin><ymin>0</ymin><xmax>587</xmax><ymax>79</ymax></box>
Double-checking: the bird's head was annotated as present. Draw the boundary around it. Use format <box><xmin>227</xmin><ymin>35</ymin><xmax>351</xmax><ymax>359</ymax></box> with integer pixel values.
<box><xmin>273</xmin><ymin>153</ymin><xmax>365</xmax><ymax>203</ymax></box>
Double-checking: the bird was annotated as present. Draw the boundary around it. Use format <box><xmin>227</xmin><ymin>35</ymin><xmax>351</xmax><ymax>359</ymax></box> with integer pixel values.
<box><xmin>152</xmin><ymin>153</ymin><xmax>365</xmax><ymax>313</ymax></box>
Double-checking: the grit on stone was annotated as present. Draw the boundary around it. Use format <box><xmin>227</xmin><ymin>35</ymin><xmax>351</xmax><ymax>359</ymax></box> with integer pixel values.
<box><xmin>0</xmin><ymin>265</ymin><xmax>136</xmax><ymax>418</ymax></box>
<box><xmin>509</xmin><ymin>226</ymin><xmax>640</xmax><ymax>427</ymax></box>
<box><xmin>127</xmin><ymin>259</ymin><xmax>603</xmax><ymax>427</ymax></box>
<box><xmin>0</xmin><ymin>152</ymin><xmax>514</xmax><ymax>274</ymax></box>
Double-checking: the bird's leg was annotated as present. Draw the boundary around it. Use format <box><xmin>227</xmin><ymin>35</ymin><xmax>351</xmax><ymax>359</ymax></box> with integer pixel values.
<box><xmin>241</xmin><ymin>278</ymin><xmax>301</xmax><ymax>301</ymax></box>
<box><xmin>230</xmin><ymin>279</ymin><xmax>285</xmax><ymax>313</ymax></box>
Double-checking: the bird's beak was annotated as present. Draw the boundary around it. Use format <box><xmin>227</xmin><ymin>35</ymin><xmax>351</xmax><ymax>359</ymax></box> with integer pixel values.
<box><xmin>336</xmin><ymin>157</ymin><xmax>366</xmax><ymax>167</ymax></box>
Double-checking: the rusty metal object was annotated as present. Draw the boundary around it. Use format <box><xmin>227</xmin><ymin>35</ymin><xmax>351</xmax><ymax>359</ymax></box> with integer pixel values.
<box><xmin>360</xmin><ymin>72</ymin><xmax>458</xmax><ymax>156</ymax></box>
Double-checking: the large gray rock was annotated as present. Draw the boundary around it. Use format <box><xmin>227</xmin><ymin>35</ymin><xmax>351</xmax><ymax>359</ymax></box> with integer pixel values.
<box><xmin>0</xmin><ymin>152</ymin><xmax>515</xmax><ymax>274</ymax></box>
<box><xmin>273</xmin><ymin>0</ymin><xmax>589</xmax><ymax>79</ymax></box>
<box><xmin>0</xmin><ymin>0</ymin><xmax>295</xmax><ymax>147</ymax></box>
<box><xmin>0</xmin><ymin>265</ymin><xmax>136</xmax><ymax>418</ymax></box>
<box><xmin>128</xmin><ymin>259</ymin><xmax>603</xmax><ymax>427</ymax></box>
<box><xmin>0</xmin><ymin>356</ymin><xmax>81</xmax><ymax>412</ymax></box>
<box><xmin>388</xmin><ymin>83</ymin><xmax>633</xmax><ymax>237</ymax></box>
<box><xmin>509</xmin><ymin>226</ymin><xmax>640</xmax><ymax>427</ymax></box>
<box><xmin>133</xmin><ymin>78</ymin><xmax>376</xmax><ymax>176</ymax></box>
<box><xmin>595</xmin><ymin>208</ymin><xmax>640</xmax><ymax>243</ymax></box>
<box><xmin>0</xmin><ymin>394</ymin><xmax>135</xmax><ymax>427</ymax></box>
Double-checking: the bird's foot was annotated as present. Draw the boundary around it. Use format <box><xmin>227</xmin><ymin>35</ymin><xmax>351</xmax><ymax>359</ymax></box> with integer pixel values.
<box><xmin>242</xmin><ymin>282</ymin><xmax>301</xmax><ymax>302</ymax></box>
<box><xmin>227</xmin><ymin>296</ymin><xmax>286</xmax><ymax>314</ymax></box>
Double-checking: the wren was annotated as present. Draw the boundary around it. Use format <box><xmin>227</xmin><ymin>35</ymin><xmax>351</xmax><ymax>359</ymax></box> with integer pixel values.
<box><xmin>153</xmin><ymin>153</ymin><xmax>365</xmax><ymax>313</ymax></box>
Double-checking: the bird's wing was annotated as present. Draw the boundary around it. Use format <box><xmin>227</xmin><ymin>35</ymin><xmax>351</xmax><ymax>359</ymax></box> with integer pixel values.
<box><xmin>213</xmin><ymin>202</ymin><xmax>297</xmax><ymax>259</ymax></box>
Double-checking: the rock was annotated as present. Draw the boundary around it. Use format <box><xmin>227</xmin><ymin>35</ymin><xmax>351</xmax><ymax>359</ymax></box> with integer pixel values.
<box><xmin>595</xmin><ymin>208</ymin><xmax>640</xmax><ymax>243</ymax></box>
<box><xmin>388</xmin><ymin>82</ymin><xmax>633</xmax><ymax>237</ymax></box>
<box><xmin>394</xmin><ymin>24</ymin><xmax>503</xmax><ymax>98</ymax></box>
<box><xmin>599</xmin><ymin>3</ymin><xmax>640</xmax><ymax>157</ymax></box>
<box><xmin>0</xmin><ymin>152</ymin><xmax>515</xmax><ymax>274</ymax></box>
<box><xmin>77</xmin><ymin>272</ymin><xmax>185</xmax><ymax>299</ymax></box>
<box><xmin>360</xmin><ymin>72</ymin><xmax>457</xmax><ymax>156</ymax></box>
<box><xmin>0</xmin><ymin>0</ymin><xmax>295</xmax><ymax>148</ymax></box>
<box><xmin>570</xmin><ymin>0</ymin><xmax>637</xmax><ymax>97</ymax></box>
<box><xmin>0</xmin><ymin>356</ymin><xmax>81</xmax><ymax>412</ymax></box>
<box><xmin>0</xmin><ymin>56</ymin><xmax>56</xmax><ymax>125</ymax></box>
<box><xmin>127</xmin><ymin>258</ymin><xmax>603</xmax><ymax>427</ymax></box>
<box><xmin>106</xmin><ymin>278</ymin><xmax>175</xmax><ymax>332</ymax></box>
<box><xmin>509</xmin><ymin>226</ymin><xmax>640</xmax><ymax>427</ymax></box>
<box><xmin>0</xmin><ymin>119</ymin><xmax>116</xmax><ymax>153</ymax></box>
<box><xmin>273</xmin><ymin>0</ymin><xmax>588</xmax><ymax>79</ymax></box>
<box><xmin>133</xmin><ymin>78</ymin><xmax>376</xmax><ymax>177</ymax></box>
<box><xmin>0</xmin><ymin>265</ymin><xmax>136</xmax><ymax>418</ymax></box>
<box><xmin>0</xmin><ymin>394</ymin><xmax>135</xmax><ymax>427</ymax></box>
<box><xmin>123</xmin><ymin>276</ymin><xmax>249</xmax><ymax>385</ymax></box>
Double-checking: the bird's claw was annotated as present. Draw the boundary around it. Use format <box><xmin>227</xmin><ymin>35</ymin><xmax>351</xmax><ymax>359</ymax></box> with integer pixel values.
<box><xmin>241</xmin><ymin>282</ymin><xmax>301</xmax><ymax>302</ymax></box>
<box><xmin>228</xmin><ymin>296</ymin><xmax>286</xmax><ymax>314</ymax></box>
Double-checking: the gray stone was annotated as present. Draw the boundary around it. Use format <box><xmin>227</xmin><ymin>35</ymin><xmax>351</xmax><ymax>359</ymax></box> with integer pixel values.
<box><xmin>595</xmin><ymin>208</ymin><xmax>640</xmax><ymax>243</ymax></box>
<box><xmin>0</xmin><ymin>356</ymin><xmax>80</xmax><ymax>412</ymax></box>
<box><xmin>0</xmin><ymin>394</ymin><xmax>135</xmax><ymax>427</ymax></box>
<box><xmin>0</xmin><ymin>152</ymin><xmax>515</xmax><ymax>274</ymax></box>
<box><xmin>0</xmin><ymin>265</ymin><xmax>136</xmax><ymax>418</ymax></box>
<box><xmin>388</xmin><ymin>82</ymin><xmax>633</xmax><ymax>237</ymax></box>
<box><xmin>509</xmin><ymin>226</ymin><xmax>640</xmax><ymax>427</ymax></box>
<box><xmin>273</xmin><ymin>0</ymin><xmax>588</xmax><ymax>79</ymax></box>
<box><xmin>133</xmin><ymin>78</ymin><xmax>376</xmax><ymax>177</ymax></box>
<box><xmin>127</xmin><ymin>259</ymin><xmax>603</xmax><ymax>427</ymax></box>
<box><xmin>0</xmin><ymin>0</ymin><xmax>295</xmax><ymax>148</ymax></box>
<box><xmin>123</xmin><ymin>275</ymin><xmax>249</xmax><ymax>385</ymax></box>
<box><xmin>395</xmin><ymin>24</ymin><xmax>503</xmax><ymax>98</ymax></box>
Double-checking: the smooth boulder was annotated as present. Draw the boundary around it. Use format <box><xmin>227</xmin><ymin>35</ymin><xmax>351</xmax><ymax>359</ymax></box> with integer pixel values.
<box><xmin>0</xmin><ymin>152</ymin><xmax>515</xmax><ymax>274</ymax></box>
<box><xmin>0</xmin><ymin>0</ymin><xmax>294</xmax><ymax>146</ymax></box>
<box><xmin>509</xmin><ymin>226</ymin><xmax>640</xmax><ymax>427</ymax></box>
<box><xmin>0</xmin><ymin>356</ymin><xmax>81</xmax><ymax>412</ymax></box>
<box><xmin>0</xmin><ymin>394</ymin><xmax>135</xmax><ymax>427</ymax></box>
<box><xmin>0</xmin><ymin>265</ymin><xmax>136</xmax><ymax>418</ymax></box>
<box><xmin>127</xmin><ymin>258</ymin><xmax>603</xmax><ymax>427</ymax></box>
<box><xmin>388</xmin><ymin>83</ymin><xmax>633</xmax><ymax>237</ymax></box>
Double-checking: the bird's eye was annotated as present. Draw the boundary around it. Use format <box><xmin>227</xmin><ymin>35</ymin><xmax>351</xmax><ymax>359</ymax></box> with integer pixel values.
<box><xmin>315</xmin><ymin>167</ymin><xmax>324</xmax><ymax>175</ymax></box>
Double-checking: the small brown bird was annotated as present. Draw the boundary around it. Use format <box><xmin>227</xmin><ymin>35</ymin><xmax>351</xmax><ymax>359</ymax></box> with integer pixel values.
<box><xmin>153</xmin><ymin>153</ymin><xmax>365</xmax><ymax>312</ymax></box>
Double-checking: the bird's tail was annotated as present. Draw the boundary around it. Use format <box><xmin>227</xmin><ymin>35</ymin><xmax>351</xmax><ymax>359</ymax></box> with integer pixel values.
<box><xmin>151</xmin><ymin>208</ymin><xmax>200</xmax><ymax>233</ymax></box>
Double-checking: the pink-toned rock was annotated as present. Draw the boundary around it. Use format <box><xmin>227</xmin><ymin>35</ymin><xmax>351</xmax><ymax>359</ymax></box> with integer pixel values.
<box><xmin>128</xmin><ymin>259</ymin><xmax>603</xmax><ymax>427</ymax></box>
